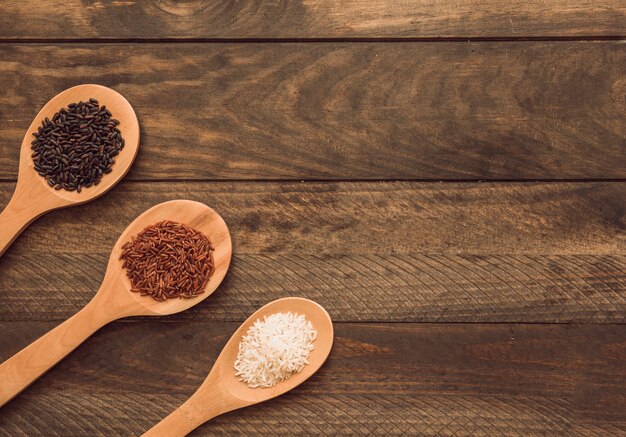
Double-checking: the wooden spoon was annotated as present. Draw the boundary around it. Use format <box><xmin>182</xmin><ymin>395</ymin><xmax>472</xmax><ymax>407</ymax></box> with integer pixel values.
<box><xmin>143</xmin><ymin>297</ymin><xmax>334</xmax><ymax>437</ymax></box>
<box><xmin>0</xmin><ymin>200</ymin><xmax>232</xmax><ymax>407</ymax></box>
<box><xmin>0</xmin><ymin>84</ymin><xmax>140</xmax><ymax>257</ymax></box>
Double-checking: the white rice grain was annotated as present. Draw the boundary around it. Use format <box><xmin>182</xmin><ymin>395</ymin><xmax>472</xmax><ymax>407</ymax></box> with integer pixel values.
<box><xmin>234</xmin><ymin>312</ymin><xmax>317</xmax><ymax>388</ymax></box>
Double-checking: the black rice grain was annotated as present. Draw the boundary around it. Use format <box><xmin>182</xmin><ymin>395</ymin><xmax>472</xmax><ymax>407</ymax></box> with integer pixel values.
<box><xmin>31</xmin><ymin>99</ymin><xmax>124</xmax><ymax>192</ymax></box>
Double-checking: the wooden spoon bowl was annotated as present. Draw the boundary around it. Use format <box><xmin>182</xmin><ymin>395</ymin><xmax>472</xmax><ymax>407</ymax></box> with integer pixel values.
<box><xmin>99</xmin><ymin>200</ymin><xmax>232</xmax><ymax>318</ymax></box>
<box><xmin>0</xmin><ymin>200</ymin><xmax>231</xmax><ymax>407</ymax></box>
<box><xmin>144</xmin><ymin>297</ymin><xmax>334</xmax><ymax>437</ymax></box>
<box><xmin>0</xmin><ymin>84</ymin><xmax>140</xmax><ymax>256</ymax></box>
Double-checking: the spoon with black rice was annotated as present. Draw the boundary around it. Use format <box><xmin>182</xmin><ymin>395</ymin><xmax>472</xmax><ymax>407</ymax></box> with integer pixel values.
<box><xmin>0</xmin><ymin>84</ymin><xmax>140</xmax><ymax>256</ymax></box>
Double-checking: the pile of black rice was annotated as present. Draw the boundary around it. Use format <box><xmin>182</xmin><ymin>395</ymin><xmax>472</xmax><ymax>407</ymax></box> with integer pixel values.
<box><xmin>31</xmin><ymin>98</ymin><xmax>124</xmax><ymax>192</ymax></box>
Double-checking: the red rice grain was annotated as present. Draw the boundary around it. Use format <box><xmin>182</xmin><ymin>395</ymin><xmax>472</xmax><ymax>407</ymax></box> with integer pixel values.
<box><xmin>120</xmin><ymin>220</ymin><xmax>215</xmax><ymax>301</ymax></box>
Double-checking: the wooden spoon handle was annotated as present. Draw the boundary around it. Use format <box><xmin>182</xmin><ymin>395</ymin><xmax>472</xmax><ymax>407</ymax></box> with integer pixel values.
<box><xmin>143</xmin><ymin>399</ymin><xmax>205</xmax><ymax>437</ymax></box>
<box><xmin>0</xmin><ymin>196</ymin><xmax>39</xmax><ymax>257</ymax></box>
<box><xmin>0</xmin><ymin>299</ymin><xmax>112</xmax><ymax>407</ymax></box>
<box><xmin>143</xmin><ymin>381</ymin><xmax>235</xmax><ymax>437</ymax></box>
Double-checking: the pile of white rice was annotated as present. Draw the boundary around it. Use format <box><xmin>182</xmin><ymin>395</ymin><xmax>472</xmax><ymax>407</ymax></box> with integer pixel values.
<box><xmin>234</xmin><ymin>312</ymin><xmax>317</xmax><ymax>388</ymax></box>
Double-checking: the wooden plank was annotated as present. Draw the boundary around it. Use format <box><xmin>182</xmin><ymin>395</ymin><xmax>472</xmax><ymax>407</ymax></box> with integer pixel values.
<box><xmin>2</xmin><ymin>252</ymin><xmax>625</xmax><ymax>324</ymax></box>
<box><xmin>0</xmin><ymin>181</ymin><xmax>624</xmax><ymax>323</ymax></box>
<box><xmin>1</xmin><ymin>1</ymin><xmax>625</xmax><ymax>39</ymax></box>
<box><xmin>0</xmin><ymin>322</ymin><xmax>624</xmax><ymax>435</ymax></box>
<box><xmin>1</xmin><ymin>43</ymin><xmax>625</xmax><ymax>180</ymax></box>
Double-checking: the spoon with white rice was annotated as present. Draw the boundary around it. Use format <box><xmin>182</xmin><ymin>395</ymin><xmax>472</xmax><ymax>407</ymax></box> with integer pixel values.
<box><xmin>143</xmin><ymin>297</ymin><xmax>334</xmax><ymax>436</ymax></box>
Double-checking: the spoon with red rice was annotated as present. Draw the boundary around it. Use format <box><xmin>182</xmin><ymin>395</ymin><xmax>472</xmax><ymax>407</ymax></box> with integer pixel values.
<box><xmin>0</xmin><ymin>199</ymin><xmax>232</xmax><ymax>406</ymax></box>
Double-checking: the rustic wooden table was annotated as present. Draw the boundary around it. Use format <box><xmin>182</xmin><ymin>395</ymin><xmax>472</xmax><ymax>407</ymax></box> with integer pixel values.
<box><xmin>0</xmin><ymin>2</ymin><xmax>625</xmax><ymax>436</ymax></box>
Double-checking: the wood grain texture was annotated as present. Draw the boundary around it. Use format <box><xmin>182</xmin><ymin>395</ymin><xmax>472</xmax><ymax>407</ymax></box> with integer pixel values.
<box><xmin>1</xmin><ymin>1</ymin><xmax>625</xmax><ymax>39</ymax></box>
<box><xmin>0</xmin><ymin>322</ymin><xmax>624</xmax><ymax>435</ymax></box>
<box><xmin>2</xmin><ymin>252</ymin><xmax>625</xmax><ymax>325</ymax></box>
<box><xmin>1</xmin><ymin>43</ymin><xmax>625</xmax><ymax>180</ymax></box>
<box><xmin>0</xmin><ymin>181</ymin><xmax>623</xmax><ymax>323</ymax></box>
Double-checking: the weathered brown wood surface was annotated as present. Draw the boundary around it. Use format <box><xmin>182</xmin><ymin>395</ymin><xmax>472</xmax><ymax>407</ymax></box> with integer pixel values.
<box><xmin>0</xmin><ymin>2</ymin><xmax>625</xmax><ymax>436</ymax></box>
<box><xmin>0</xmin><ymin>322</ymin><xmax>625</xmax><ymax>435</ymax></box>
<box><xmin>0</xmin><ymin>43</ymin><xmax>625</xmax><ymax>181</ymax></box>
<box><xmin>0</xmin><ymin>181</ymin><xmax>624</xmax><ymax>324</ymax></box>
<box><xmin>1</xmin><ymin>1</ymin><xmax>625</xmax><ymax>39</ymax></box>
